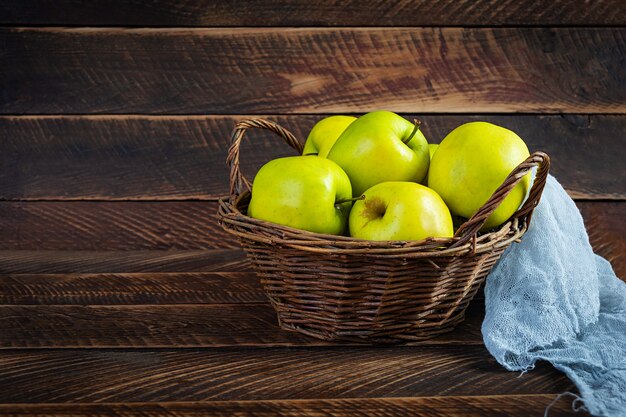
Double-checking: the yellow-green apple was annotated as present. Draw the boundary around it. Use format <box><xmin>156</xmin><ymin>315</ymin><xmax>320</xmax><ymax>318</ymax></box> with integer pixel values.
<box><xmin>421</xmin><ymin>143</ymin><xmax>440</xmax><ymax>185</ymax></box>
<box><xmin>428</xmin><ymin>143</ymin><xmax>439</xmax><ymax>158</ymax></box>
<box><xmin>327</xmin><ymin>111</ymin><xmax>430</xmax><ymax>197</ymax></box>
<box><xmin>349</xmin><ymin>181</ymin><xmax>453</xmax><ymax>241</ymax></box>
<box><xmin>428</xmin><ymin>122</ymin><xmax>530</xmax><ymax>230</ymax></box>
<box><xmin>302</xmin><ymin>115</ymin><xmax>356</xmax><ymax>158</ymax></box>
<box><xmin>248</xmin><ymin>156</ymin><xmax>353</xmax><ymax>235</ymax></box>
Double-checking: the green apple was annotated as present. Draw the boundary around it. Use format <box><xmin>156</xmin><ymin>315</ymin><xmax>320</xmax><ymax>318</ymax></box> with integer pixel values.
<box><xmin>302</xmin><ymin>115</ymin><xmax>357</xmax><ymax>158</ymax></box>
<box><xmin>248</xmin><ymin>156</ymin><xmax>353</xmax><ymax>235</ymax></box>
<box><xmin>421</xmin><ymin>143</ymin><xmax>440</xmax><ymax>185</ymax></box>
<box><xmin>428</xmin><ymin>143</ymin><xmax>439</xmax><ymax>158</ymax></box>
<box><xmin>428</xmin><ymin>122</ymin><xmax>530</xmax><ymax>230</ymax></box>
<box><xmin>349</xmin><ymin>181</ymin><xmax>453</xmax><ymax>241</ymax></box>
<box><xmin>327</xmin><ymin>111</ymin><xmax>430</xmax><ymax>197</ymax></box>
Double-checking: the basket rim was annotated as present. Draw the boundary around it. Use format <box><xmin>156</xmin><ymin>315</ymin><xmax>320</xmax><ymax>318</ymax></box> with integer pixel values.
<box><xmin>221</xmin><ymin>118</ymin><xmax>551</xmax><ymax>257</ymax></box>
<box><xmin>218</xmin><ymin>192</ymin><xmax>527</xmax><ymax>257</ymax></box>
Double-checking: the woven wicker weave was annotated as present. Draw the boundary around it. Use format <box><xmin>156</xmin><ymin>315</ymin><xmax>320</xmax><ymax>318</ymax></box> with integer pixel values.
<box><xmin>218</xmin><ymin>119</ymin><xmax>551</xmax><ymax>343</ymax></box>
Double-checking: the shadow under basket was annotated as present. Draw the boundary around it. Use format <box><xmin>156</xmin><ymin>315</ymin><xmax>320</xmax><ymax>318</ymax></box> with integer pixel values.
<box><xmin>218</xmin><ymin>119</ymin><xmax>551</xmax><ymax>343</ymax></box>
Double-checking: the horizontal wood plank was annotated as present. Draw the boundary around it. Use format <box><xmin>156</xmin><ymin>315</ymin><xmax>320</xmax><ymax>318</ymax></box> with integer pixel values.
<box><xmin>1</xmin><ymin>0</ymin><xmax>623</xmax><ymax>27</ymax></box>
<box><xmin>0</xmin><ymin>272</ymin><xmax>266</xmax><ymax>305</ymax></box>
<box><xmin>0</xmin><ymin>201</ymin><xmax>239</xmax><ymax>250</ymax></box>
<box><xmin>0</xmin><ymin>202</ymin><xmax>622</xmax><ymax>277</ymax></box>
<box><xmin>0</xmin><ymin>302</ymin><xmax>484</xmax><ymax>348</ymax></box>
<box><xmin>0</xmin><ymin>395</ymin><xmax>585</xmax><ymax>416</ymax></box>
<box><xmin>578</xmin><ymin>202</ymin><xmax>626</xmax><ymax>277</ymax></box>
<box><xmin>0</xmin><ymin>250</ymin><xmax>250</xmax><ymax>274</ymax></box>
<box><xmin>1</xmin><ymin>115</ymin><xmax>624</xmax><ymax>200</ymax></box>
<box><xmin>1</xmin><ymin>224</ymin><xmax>623</xmax><ymax>303</ymax></box>
<box><xmin>0</xmin><ymin>348</ymin><xmax>573</xmax><ymax>402</ymax></box>
<box><xmin>1</xmin><ymin>28</ymin><xmax>624</xmax><ymax>114</ymax></box>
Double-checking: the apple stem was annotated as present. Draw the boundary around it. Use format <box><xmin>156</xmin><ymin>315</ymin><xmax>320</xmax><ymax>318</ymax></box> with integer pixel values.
<box><xmin>335</xmin><ymin>195</ymin><xmax>366</xmax><ymax>205</ymax></box>
<box><xmin>402</xmin><ymin>119</ymin><xmax>422</xmax><ymax>144</ymax></box>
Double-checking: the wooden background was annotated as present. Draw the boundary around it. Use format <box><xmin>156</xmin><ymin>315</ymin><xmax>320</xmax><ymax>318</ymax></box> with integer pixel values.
<box><xmin>0</xmin><ymin>1</ymin><xmax>625</xmax><ymax>415</ymax></box>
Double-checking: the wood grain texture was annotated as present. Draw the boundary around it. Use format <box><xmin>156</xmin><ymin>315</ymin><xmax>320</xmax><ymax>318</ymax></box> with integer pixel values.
<box><xmin>0</xmin><ymin>201</ymin><xmax>626</xmax><ymax>272</ymax></box>
<box><xmin>1</xmin><ymin>115</ymin><xmax>624</xmax><ymax>200</ymax></box>
<box><xmin>0</xmin><ymin>396</ymin><xmax>585</xmax><ymax>416</ymax></box>
<box><xmin>0</xmin><ymin>304</ymin><xmax>310</xmax><ymax>348</ymax></box>
<box><xmin>0</xmin><ymin>302</ymin><xmax>484</xmax><ymax>348</ymax></box>
<box><xmin>578</xmin><ymin>202</ymin><xmax>625</xmax><ymax>277</ymax></box>
<box><xmin>0</xmin><ymin>201</ymin><xmax>239</xmax><ymax>250</ymax></box>
<box><xmin>0</xmin><ymin>250</ymin><xmax>250</xmax><ymax>273</ymax></box>
<box><xmin>1</xmin><ymin>28</ymin><xmax>624</xmax><ymax>114</ymax></box>
<box><xmin>1</xmin><ymin>0</ymin><xmax>624</xmax><ymax>26</ymax></box>
<box><xmin>0</xmin><ymin>272</ymin><xmax>266</xmax><ymax>305</ymax></box>
<box><xmin>0</xmin><ymin>201</ymin><xmax>622</xmax><ymax>254</ymax></box>
<box><xmin>0</xmin><ymin>348</ymin><xmax>573</xmax><ymax>402</ymax></box>
<box><xmin>0</xmin><ymin>246</ymin><xmax>621</xmax><ymax>300</ymax></box>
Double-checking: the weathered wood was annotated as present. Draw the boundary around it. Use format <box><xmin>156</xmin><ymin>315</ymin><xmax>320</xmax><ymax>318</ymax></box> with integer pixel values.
<box><xmin>0</xmin><ymin>348</ymin><xmax>573</xmax><ymax>402</ymax></box>
<box><xmin>1</xmin><ymin>115</ymin><xmax>624</xmax><ymax>200</ymax></box>
<box><xmin>0</xmin><ymin>201</ymin><xmax>621</xmax><ymax>278</ymax></box>
<box><xmin>0</xmin><ymin>302</ymin><xmax>484</xmax><ymax>348</ymax></box>
<box><xmin>1</xmin><ymin>242</ymin><xmax>623</xmax><ymax>301</ymax></box>
<box><xmin>0</xmin><ymin>115</ymin><xmax>295</xmax><ymax>200</ymax></box>
<box><xmin>1</xmin><ymin>28</ymin><xmax>624</xmax><ymax>114</ymax></box>
<box><xmin>0</xmin><ymin>304</ymin><xmax>311</xmax><ymax>348</ymax></box>
<box><xmin>0</xmin><ymin>395</ymin><xmax>584</xmax><ymax>416</ymax></box>
<box><xmin>0</xmin><ymin>201</ymin><xmax>239</xmax><ymax>250</ymax></box>
<box><xmin>578</xmin><ymin>202</ymin><xmax>625</xmax><ymax>277</ymax></box>
<box><xmin>0</xmin><ymin>250</ymin><xmax>250</xmax><ymax>273</ymax></box>
<box><xmin>0</xmin><ymin>272</ymin><xmax>265</xmax><ymax>305</ymax></box>
<box><xmin>1</xmin><ymin>0</ymin><xmax>623</xmax><ymax>26</ymax></box>
<box><xmin>0</xmin><ymin>201</ymin><xmax>623</xmax><ymax>254</ymax></box>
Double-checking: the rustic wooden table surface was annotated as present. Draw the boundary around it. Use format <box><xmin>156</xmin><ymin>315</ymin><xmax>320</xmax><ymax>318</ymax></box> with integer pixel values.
<box><xmin>1</xmin><ymin>1</ymin><xmax>625</xmax><ymax>416</ymax></box>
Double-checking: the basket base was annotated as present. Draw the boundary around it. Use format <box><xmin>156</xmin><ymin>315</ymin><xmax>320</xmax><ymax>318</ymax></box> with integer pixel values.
<box><xmin>275</xmin><ymin>310</ymin><xmax>467</xmax><ymax>344</ymax></box>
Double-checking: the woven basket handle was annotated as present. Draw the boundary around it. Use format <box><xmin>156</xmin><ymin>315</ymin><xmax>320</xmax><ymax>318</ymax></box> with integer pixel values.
<box><xmin>227</xmin><ymin>118</ymin><xmax>304</xmax><ymax>202</ymax></box>
<box><xmin>451</xmin><ymin>151</ymin><xmax>551</xmax><ymax>249</ymax></box>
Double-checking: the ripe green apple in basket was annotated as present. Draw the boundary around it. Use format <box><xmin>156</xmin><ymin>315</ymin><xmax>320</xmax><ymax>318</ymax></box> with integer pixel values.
<box><xmin>302</xmin><ymin>115</ymin><xmax>356</xmax><ymax>158</ymax></box>
<box><xmin>420</xmin><ymin>143</ymin><xmax>440</xmax><ymax>185</ymax></box>
<box><xmin>247</xmin><ymin>155</ymin><xmax>353</xmax><ymax>235</ymax></box>
<box><xmin>428</xmin><ymin>143</ymin><xmax>439</xmax><ymax>158</ymax></box>
<box><xmin>428</xmin><ymin>122</ymin><xmax>531</xmax><ymax>230</ymax></box>
<box><xmin>327</xmin><ymin>111</ymin><xmax>430</xmax><ymax>197</ymax></box>
<box><xmin>349</xmin><ymin>181</ymin><xmax>453</xmax><ymax>241</ymax></box>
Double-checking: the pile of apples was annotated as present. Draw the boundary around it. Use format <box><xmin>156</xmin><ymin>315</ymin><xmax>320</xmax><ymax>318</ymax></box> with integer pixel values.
<box><xmin>248</xmin><ymin>111</ymin><xmax>531</xmax><ymax>241</ymax></box>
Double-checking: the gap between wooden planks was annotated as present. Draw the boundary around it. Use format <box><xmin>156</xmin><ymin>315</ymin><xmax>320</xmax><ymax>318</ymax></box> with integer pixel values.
<box><xmin>0</xmin><ymin>395</ymin><xmax>585</xmax><ymax>416</ymax></box>
<box><xmin>1</xmin><ymin>0</ymin><xmax>624</xmax><ymax>26</ymax></box>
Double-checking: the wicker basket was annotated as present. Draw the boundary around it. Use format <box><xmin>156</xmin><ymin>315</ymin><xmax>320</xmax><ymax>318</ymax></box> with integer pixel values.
<box><xmin>218</xmin><ymin>119</ymin><xmax>550</xmax><ymax>343</ymax></box>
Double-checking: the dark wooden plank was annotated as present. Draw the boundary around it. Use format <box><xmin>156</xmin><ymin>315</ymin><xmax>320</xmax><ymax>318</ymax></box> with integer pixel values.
<box><xmin>1</xmin><ymin>226</ymin><xmax>623</xmax><ymax>303</ymax></box>
<box><xmin>1</xmin><ymin>115</ymin><xmax>624</xmax><ymax>200</ymax></box>
<box><xmin>0</xmin><ymin>201</ymin><xmax>239</xmax><ymax>250</ymax></box>
<box><xmin>0</xmin><ymin>250</ymin><xmax>250</xmax><ymax>273</ymax></box>
<box><xmin>0</xmin><ymin>115</ymin><xmax>295</xmax><ymax>200</ymax></box>
<box><xmin>578</xmin><ymin>202</ymin><xmax>626</xmax><ymax>278</ymax></box>
<box><xmin>1</xmin><ymin>0</ymin><xmax>623</xmax><ymax>27</ymax></box>
<box><xmin>0</xmin><ymin>304</ymin><xmax>310</xmax><ymax>348</ymax></box>
<box><xmin>0</xmin><ymin>396</ymin><xmax>586</xmax><ymax>416</ymax></box>
<box><xmin>0</xmin><ymin>202</ymin><xmax>622</xmax><ymax>254</ymax></box>
<box><xmin>1</xmin><ymin>28</ymin><xmax>624</xmax><ymax>114</ymax></box>
<box><xmin>0</xmin><ymin>302</ymin><xmax>484</xmax><ymax>347</ymax></box>
<box><xmin>0</xmin><ymin>348</ymin><xmax>573</xmax><ymax>402</ymax></box>
<box><xmin>0</xmin><ymin>272</ymin><xmax>265</xmax><ymax>305</ymax></box>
